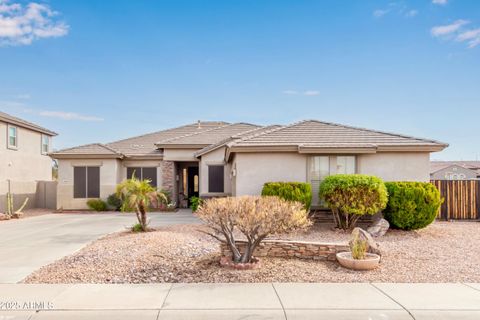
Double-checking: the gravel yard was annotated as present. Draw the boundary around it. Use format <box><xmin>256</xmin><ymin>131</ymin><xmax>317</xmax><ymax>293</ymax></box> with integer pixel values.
<box><xmin>24</xmin><ymin>221</ymin><xmax>480</xmax><ymax>283</ymax></box>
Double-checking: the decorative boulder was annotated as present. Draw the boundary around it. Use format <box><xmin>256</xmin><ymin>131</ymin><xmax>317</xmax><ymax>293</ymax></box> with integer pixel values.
<box><xmin>367</xmin><ymin>218</ymin><xmax>389</xmax><ymax>237</ymax></box>
<box><xmin>0</xmin><ymin>213</ymin><xmax>9</xmax><ymax>221</ymax></box>
<box><xmin>12</xmin><ymin>212</ymin><xmax>24</xmax><ymax>219</ymax></box>
<box><xmin>350</xmin><ymin>227</ymin><xmax>381</xmax><ymax>256</ymax></box>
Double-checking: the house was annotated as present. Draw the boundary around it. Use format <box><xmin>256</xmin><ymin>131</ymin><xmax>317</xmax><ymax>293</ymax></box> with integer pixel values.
<box><xmin>0</xmin><ymin>111</ymin><xmax>57</xmax><ymax>210</ymax></box>
<box><xmin>51</xmin><ymin>120</ymin><xmax>448</xmax><ymax>210</ymax></box>
<box><xmin>430</xmin><ymin>161</ymin><xmax>480</xmax><ymax>180</ymax></box>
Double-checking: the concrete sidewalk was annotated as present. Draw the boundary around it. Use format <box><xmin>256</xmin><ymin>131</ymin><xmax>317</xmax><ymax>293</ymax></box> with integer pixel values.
<box><xmin>1</xmin><ymin>283</ymin><xmax>480</xmax><ymax>319</ymax></box>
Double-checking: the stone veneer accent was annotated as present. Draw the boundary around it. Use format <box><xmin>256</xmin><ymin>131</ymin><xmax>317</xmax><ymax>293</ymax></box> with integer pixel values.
<box><xmin>161</xmin><ymin>161</ymin><xmax>175</xmax><ymax>196</ymax></box>
<box><xmin>221</xmin><ymin>240</ymin><xmax>349</xmax><ymax>261</ymax></box>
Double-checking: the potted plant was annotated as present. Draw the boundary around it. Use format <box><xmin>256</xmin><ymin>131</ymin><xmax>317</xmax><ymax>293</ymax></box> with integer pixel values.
<box><xmin>336</xmin><ymin>230</ymin><xmax>380</xmax><ymax>270</ymax></box>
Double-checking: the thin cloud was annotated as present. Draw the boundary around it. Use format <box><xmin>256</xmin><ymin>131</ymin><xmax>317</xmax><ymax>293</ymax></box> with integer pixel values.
<box><xmin>431</xmin><ymin>20</ymin><xmax>469</xmax><ymax>37</ymax></box>
<box><xmin>431</xmin><ymin>20</ymin><xmax>480</xmax><ymax>48</ymax></box>
<box><xmin>432</xmin><ymin>0</ymin><xmax>448</xmax><ymax>5</ymax></box>
<box><xmin>39</xmin><ymin>111</ymin><xmax>104</xmax><ymax>121</ymax></box>
<box><xmin>15</xmin><ymin>93</ymin><xmax>30</xmax><ymax>99</ymax></box>
<box><xmin>373</xmin><ymin>9</ymin><xmax>389</xmax><ymax>18</ymax></box>
<box><xmin>0</xmin><ymin>0</ymin><xmax>69</xmax><ymax>46</ymax></box>
<box><xmin>457</xmin><ymin>28</ymin><xmax>480</xmax><ymax>48</ymax></box>
<box><xmin>405</xmin><ymin>10</ymin><xmax>418</xmax><ymax>18</ymax></box>
<box><xmin>282</xmin><ymin>90</ymin><xmax>319</xmax><ymax>96</ymax></box>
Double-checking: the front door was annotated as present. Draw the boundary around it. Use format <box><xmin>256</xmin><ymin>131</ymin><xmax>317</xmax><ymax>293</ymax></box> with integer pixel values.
<box><xmin>187</xmin><ymin>166</ymin><xmax>199</xmax><ymax>204</ymax></box>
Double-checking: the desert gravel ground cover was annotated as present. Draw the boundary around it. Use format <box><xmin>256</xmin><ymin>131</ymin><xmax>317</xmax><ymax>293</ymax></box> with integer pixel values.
<box><xmin>24</xmin><ymin>221</ymin><xmax>480</xmax><ymax>283</ymax></box>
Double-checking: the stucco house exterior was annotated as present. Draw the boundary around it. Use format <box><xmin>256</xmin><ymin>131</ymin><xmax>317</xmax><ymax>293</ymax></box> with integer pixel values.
<box><xmin>0</xmin><ymin>111</ymin><xmax>57</xmax><ymax>210</ymax></box>
<box><xmin>431</xmin><ymin>161</ymin><xmax>480</xmax><ymax>180</ymax></box>
<box><xmin>51</xmin><ymin>120</ymin><xmax>448</xmax><ymax>210</ymax></box>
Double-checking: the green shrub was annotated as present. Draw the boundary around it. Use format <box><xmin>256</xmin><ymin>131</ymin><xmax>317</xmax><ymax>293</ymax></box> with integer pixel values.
<box><xmin>131</xmin><ymin>223</ymin><xmax>143</xmax><ymax>232</ymax></box>
<box><xmin>384</xmin><ymin>182</ymin><xmax>442</xmax><ymax>230</ymax></box>
<box><xmin>261</xmin><ymin>182</ymin><xmax>312</xmax><ymax>210</ymax></box>
<box><xmin>86</xmin><ymin>199</ymin><xmax>108</xmax><ymax>212</ymax></box>
<box><xmin>107</xmin><ymin>193</ymin><xmax>122</xmax><ymax>211</ymax></box>
<box><xmin>189</xmin><ymin>196</ymin><xmax>203</xmax><ymax>212</ymax></box>
<box><xmin>319</xmin><ymin>174</ymin><xmax>388</xmax><ymax>230</ymax></box>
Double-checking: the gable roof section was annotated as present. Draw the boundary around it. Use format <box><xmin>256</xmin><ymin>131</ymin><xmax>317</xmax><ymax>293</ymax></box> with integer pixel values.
<box><xmin>52</xmin><ymin>121</ymin><xmax>228</xmax><ymax>158</ymax></box>
<box><xmin>50</xmin><ymin>143</ymin><xmax>123</xmax><ymax>159</ymax></box>
<box><xmin>0</xmin><ymin>111</ymin><xmax>57</xmax><ymax>136</ymax></box>
<box><xmin>156</xmin><ymin>123</ymin><xmax>261</xmax><ymax>148</ymax></box>
<box><xmin>431</xmin><ymin>161</ymin><xmax>480</xmax><ymax>174</ymax></box>
<box><xmin>229</xmin><ymin>120</ymin><xmax>448</xmax><ymax>153</ymax></box>
<box><xmin>194</xmin><ymin>125</ymin><xmax>282</xmax><ymax>157</ymax></box>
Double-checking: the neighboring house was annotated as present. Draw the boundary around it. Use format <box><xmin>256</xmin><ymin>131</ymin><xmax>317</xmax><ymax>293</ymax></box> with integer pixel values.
<box><xmin>430</xmin><ymin>161</ymin><xmax>480</xmax><ymax>180</ymax></box>
<box><xmin>0</xmin><ymin>111</ymin><xmax>57</xmax><ymax>210</ymax></box>
<box><xmin>52</xmin><ymin>120</ymin><xmax>447</xmax><ymax>210</ymax></box>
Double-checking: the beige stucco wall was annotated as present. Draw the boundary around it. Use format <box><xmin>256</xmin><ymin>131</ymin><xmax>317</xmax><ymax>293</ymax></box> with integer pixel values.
<box><xmin>232</xmin><ymin>151</ymin><xmax>432</xmax><ymax>196</ymax></box>
<box><xmin>56</xmin><ymin>158</ymin><xmax>121</xmax><ymax>210</ymax></box>
<box><xmin>163</xmin><ymin>148</ymin><xmax>200</xmax><ymax>161</ymax></box>
<box><xmin>233</xmin><ymin>152</ymin><xmax>308</xmax><ymax>196</ymax></box>
<box><xmin>357</xmin><ymin>152</ymin><xmax>431</xmax><ymax>182</ymax></box>
<box><xmin>0</xmin><ymin>121</ymin><xmax>52</xmax><ymax>182</ymax></box>
<box><xmin>199</xmin><ymin>147</ymin><xmax>232</xmax><ymax>196</ymax></box>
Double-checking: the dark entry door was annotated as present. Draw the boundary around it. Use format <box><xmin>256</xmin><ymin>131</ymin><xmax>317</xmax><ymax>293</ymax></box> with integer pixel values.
<box><xmin>187</xmin><ymin>166</ymin><xmax>199</xmax><ymax>202</ymax></box>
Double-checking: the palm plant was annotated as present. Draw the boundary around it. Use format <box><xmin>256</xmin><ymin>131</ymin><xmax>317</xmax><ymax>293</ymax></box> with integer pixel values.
<box><xmin>115</xmin><ymin>175</ymin><xmax>168</xmax><ymax>232</ymax></box>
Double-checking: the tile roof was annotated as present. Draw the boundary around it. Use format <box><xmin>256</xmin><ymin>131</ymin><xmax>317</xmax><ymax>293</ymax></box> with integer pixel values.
<box><xmin>156</xmin><ymin>123</ymin><xmax>261</xmax><ymax>147</ymax></box>
<box><xmin>194</xmin><ymin>125</ymin><xmax>282</xmax><ymax>157</ymax></box>
<box><xmin>51</xmin><ymin>121</ymin><xmax>228</xmax><ymax>157</ymax></box>
<box><xmin>50</xmin><ymin>143</ymin><xmax>122</xmax><ymax>157</ymax></box>
<box><xmin>430</xmin><ymin>161</ymin><xmax>480</xmax><ymax>174</ymax></box>
<box><xmin>0</xmin><ymin>111</ymin><xmax>57</xmax><ymax>136</ymax></box>
<box><xmin>231</xmin><ymin>120</ymin><xmax>448</xmax><ymax>150</ymax></box>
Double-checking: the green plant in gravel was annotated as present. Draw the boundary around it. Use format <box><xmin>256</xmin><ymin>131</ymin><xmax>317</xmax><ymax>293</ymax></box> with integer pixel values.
<box><xmin>384</xmin><ymin>182</ymin><xmax>443</xmax><ymax>230</ymax></box>
<box><xmin>319</xmin><ymin>174</ymin><xmax>388</xmax><ymax>230</ymax></box>
<box><xmin>107</xmin><ymin>193</ymin><xmax>122</xmax><ymax>211</ymax></box>
<box><xmin>350</xmin><ymin>233</ymin><xmax>368</xmax><ymax>260</ymax></box>
<box><xmin>116</xmin><ymin>176</ymin><xmax>168</xmax><ymax>232</ymax></box>
<box><xmin>189</xmin><ymin>196</ymin><xmax>202</xmax><ymax>212</ymax></box>
<box><xmin>131</xmin><ymin>223</ymin><xmax>143</xmax><ymax>232</ymax></box>
<box><xmin>86</xmin><ymin>199</ymin><xmax>108</xmax><ymax>211</ymax></box>
<box><xmin>261</xmin><ymin>182</ymin><xmax>312</xmax><ymax>210</ymax></box>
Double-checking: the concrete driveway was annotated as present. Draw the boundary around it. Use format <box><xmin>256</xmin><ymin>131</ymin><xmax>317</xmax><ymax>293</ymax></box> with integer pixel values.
<box><xmin>0</xmin><ymin>209</ymin><xmax>200</xmax><ymax>283</ymax></box>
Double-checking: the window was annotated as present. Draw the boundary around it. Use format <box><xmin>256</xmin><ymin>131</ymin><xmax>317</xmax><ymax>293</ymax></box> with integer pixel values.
<box><xmin>126</xmin><ymin>167</ymin><xmax>157</xmax><ymax>187</ymax></box>
<box><xmin>308</xmin><ymin>156</ymin><xmax>356</xmax><ymax>207</ymax></box>
<box><xmin>208</xmin><ymin>165</ymin><xmax>224</xmax><ymax>193</ymax></box>
<box><xmin>74</xmin><ymin>166</ymin><xmax>100</xmax><ymax>198</ymax></box>
<box><xmin>41</xmin><ymin>135</ymin><xmax>50</xmax><ymax>154</ymax></box>
<box><xmin>7</xmin><ymin>125</ymin><xmax>17</xmax><ymax>148</ymax></box>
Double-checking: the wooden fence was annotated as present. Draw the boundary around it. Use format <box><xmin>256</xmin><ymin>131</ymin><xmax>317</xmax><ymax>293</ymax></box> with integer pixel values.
<box><xmin>431</xmin><ymin>180</ymin><xmax>480</xmax><ymax>220</ymax></box>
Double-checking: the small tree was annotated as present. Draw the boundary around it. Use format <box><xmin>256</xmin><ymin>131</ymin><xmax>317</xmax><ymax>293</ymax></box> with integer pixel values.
<box><xmin>319</xmin><ymin>174</ymin><xmax>388</xmax><ymax>230</ymax></box>
<box><xmin>196</xmin><ymin>196</ymin><xmax>311</xmax><ymax>264</ymax></box>
<box><xmin>115</xmin><ymin>176</ymin><xmax>168</xmax><ymax>232</ymax></box>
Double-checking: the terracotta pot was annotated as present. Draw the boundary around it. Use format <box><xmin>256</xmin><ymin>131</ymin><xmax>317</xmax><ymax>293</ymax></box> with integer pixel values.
<box><xmin>336</xmin><ymin>252</ymin><xmax>380</xmax><ymax>271</ymax></box>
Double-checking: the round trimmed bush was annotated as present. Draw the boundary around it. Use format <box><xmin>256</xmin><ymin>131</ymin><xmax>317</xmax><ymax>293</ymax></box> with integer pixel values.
<box><xmin>261</xmin><ymin>182</ymin><xmax>312</xmax><ymax>210</ymax></box>
<box><xmin>86</xmin><ymin>199</ymin><xmax>108</xmax><ymax>212</ymax></box>
<box><xmin>319</xmin><ymin>174</ymin><xmax>388</xmax><ymax>230</ymax></box>
<box><xmin>384</xmin><ymin>182</ymin><xmax>442</xmax><ymax>230</ymax></box>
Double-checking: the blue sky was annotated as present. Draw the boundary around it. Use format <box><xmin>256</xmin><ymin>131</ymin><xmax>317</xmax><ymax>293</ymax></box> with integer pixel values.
<box><xmin>0</xmin><ymin>0</ymin><xmax>479</xmax><ymax>160</ymax></box>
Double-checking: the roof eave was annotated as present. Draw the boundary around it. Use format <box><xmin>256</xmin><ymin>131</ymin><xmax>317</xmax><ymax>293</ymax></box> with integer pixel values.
<box><xmin>155</xmin><ymin>143</ymin><xmax>210</xmax><ymax>149</ymax></box>
<box><xmin>0</xmin><ymin>116</ymin><xmax>57</xmax><ymax>136</ymax></box>
<box><xmin>50</xmin><ymin>153</ymin><xmax>124</xmax><ymax>159</ymax></box>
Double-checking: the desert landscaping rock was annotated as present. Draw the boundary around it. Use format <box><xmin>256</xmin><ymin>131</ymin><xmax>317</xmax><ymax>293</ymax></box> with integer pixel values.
<box><xmin>367</xmin><ymin>218</ymin><xmax>389</xmax><ymax>237</ymax></box>
<box><xmin>24</xmin><ymin>221</ymin><xmax>480</xmax><ymax>283</ymax></box>
<box><xmin>350</xmin><ymin>227</ymin><xmax>381</xmax><ymax>256</ymax></box>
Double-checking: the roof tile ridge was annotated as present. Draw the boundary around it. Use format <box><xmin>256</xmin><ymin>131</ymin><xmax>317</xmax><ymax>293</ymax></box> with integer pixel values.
<box><xmin>306</xmin><ymin>119</ymin><xmax>448</xmax><ymax>146</ymax></box>
<box><xmin>106</xmin><ymin>123</ymin><xmax>200</xmax><ymax>145</ymax></box>
<box><xmin>52</xmin><ymin>142</ymin><xmax>107</xmax><ymax>154</ymax></box>
<box><xmin>156</xmin><ymin>123</ymin><xmax>243</xmax><ymax>144</ymax></box>
<box><xmin>234</xmin><ymin>120</ymin><xmax>309</xmax><ymax>144</ymax></box>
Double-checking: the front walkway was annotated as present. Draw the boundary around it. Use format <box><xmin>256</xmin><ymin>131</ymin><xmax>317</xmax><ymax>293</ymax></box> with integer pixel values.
<box><xmin>0</xmin><ymin>209</ymin><xmax>199</xmax><ymax>283</ymax></box>
<box><xmin>0</xmin><ymin>283</ymin><xmax>479</xmax><ymax>319</ymax></box>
